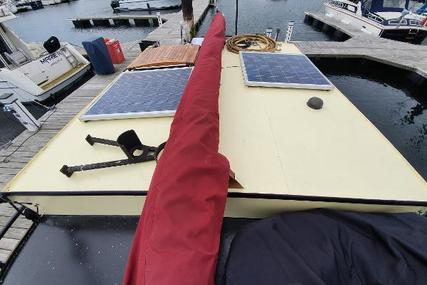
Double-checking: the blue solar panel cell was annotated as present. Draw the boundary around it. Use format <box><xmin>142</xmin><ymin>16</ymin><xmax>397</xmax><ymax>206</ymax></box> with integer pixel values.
<box><xmin>81</xmin><ymin>68</ymin><xmax>192</xmax><ymax>121</ymax></box>
<box><xmin>240</xmin><ymin>52</ymin><xmax>333</xmax><ymax>90</ymax></box>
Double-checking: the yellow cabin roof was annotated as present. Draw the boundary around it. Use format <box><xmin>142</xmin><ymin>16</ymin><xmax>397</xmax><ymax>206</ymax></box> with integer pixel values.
<box><xmin>3</xmin><ymin>43</ymin><xmax>426</xmax><ymax>211</ymax></box>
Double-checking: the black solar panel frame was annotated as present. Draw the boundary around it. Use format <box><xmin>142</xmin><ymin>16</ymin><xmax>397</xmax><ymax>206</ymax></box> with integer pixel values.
<box><xmin>240</xmin><ymin>52</ymin><xmax>334</xmax><ymax>91</ymax></box>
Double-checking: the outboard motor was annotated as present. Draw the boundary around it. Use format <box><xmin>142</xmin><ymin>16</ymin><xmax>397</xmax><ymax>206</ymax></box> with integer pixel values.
<box><xmin>43</xmin><ymin>36</ymin><xmax>60</xmax><ymax>54</ymax></box>
<box><xmin>111</xmin><ymin>0</ymin><xmax>120</xmax><ymax>10</ymax></box>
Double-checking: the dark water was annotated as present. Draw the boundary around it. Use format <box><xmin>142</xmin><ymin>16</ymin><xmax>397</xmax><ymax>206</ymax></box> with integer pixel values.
<box><xmin>5</xmin><ymin>0</ymin><xmax>167</xmax><ymax>45</ymax></box>
<box><xmin>313</xmin><ymin>58</ymin><xmax>427</xmax><ymax>181</ymax></box>
<box><xmin>197</xmin><ymin>0</ymin><xmax>333</xmax><ymax>41</ymax></box>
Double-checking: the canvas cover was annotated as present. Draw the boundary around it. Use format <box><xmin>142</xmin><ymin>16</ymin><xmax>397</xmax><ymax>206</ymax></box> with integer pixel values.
<box><xmin>225</xmin><ymin>209</ymin><xmax>427</xmax><ymax>285</ymax></box>
<box><xmin>123</xmin><ymin>13</ymin><xmax>229</xmax><ymax>285</ymax></box>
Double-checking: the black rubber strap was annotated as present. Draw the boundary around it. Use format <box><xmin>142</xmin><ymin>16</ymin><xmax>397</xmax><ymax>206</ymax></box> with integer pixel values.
<box><xmin>154</xmin><ymin>142</ymin><xmax>167</xmax><ymax>162</ymax></box>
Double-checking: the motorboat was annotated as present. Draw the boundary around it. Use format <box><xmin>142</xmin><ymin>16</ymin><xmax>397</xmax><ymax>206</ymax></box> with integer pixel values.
<box><xmin>0</xmin><ymin>9</ymin><xmax>90</xmax><ymax>103</ymax></box>
<box><xmin>110</xmin><ymin>0</ymin><xmax>181</xmax><ymax>12</ymax></box>
<box><xmin>324</xmin><ymin>0</ymin><xmax>427</xmax><ymax>44</ymax></box>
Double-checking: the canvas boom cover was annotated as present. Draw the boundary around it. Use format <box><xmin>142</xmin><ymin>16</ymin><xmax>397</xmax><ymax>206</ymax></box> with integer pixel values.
<box><xmin>123</xmin><ymin>13</ymin><xmax>229</xmax><ymax>285</ymax></box>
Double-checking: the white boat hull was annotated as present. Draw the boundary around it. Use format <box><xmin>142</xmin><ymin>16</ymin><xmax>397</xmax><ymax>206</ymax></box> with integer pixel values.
<box><xmin>33</xmin><ymin>63</ymin><xmax>91</xmax><ymax>102</ymax></box>
<box><xmin>325</xmin><ymin>3</ymin><xmax>383</xmax><ymax>36</ymax></box>
<box><xmin>0</xmin><ymin>44</ymin><xmax>91</xmax><ymax>103</ymax></box>
<box><xmin>324</xmin><ymin>3</ymin><xmax>427</xmax><ymax>43</ymax></box>
<box><xmin>112</xmin><ymin>0</ymin><xmax>180</xmax><ymax>11</ymax></box>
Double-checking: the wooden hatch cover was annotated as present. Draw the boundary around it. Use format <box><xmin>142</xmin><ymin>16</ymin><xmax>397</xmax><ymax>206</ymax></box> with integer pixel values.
<box><xmin>127</xmin><ymin>44</ymin><xmax>200</xmax><ymax>70</ymax></box>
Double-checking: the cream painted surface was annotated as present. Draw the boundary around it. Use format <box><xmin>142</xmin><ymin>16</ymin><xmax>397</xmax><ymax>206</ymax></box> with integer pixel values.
<box><xmin>3</xmin><ymin>43</ymin><xmax>427</xmax><ymax>214</ymax></box>
<box><xmin>7</xmin><ymin>195</ymin><xmax>427</xmax><ymax>217</ymax></box>
<box><xmin>219</xmin><ymin>43</ymin><xmax>427</xmax><ymax>202</ymax></box>
<box><xmin>3</xmin><ymin>115</ymin><xmax>171</xmax><ymax>191</ymax></box>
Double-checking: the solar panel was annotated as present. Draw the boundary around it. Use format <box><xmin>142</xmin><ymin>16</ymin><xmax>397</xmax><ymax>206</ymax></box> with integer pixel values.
<box><xmin>240</xmin><ymin>52</ymin><xmax>333</xmax><ymax>90</ymax></box>
<box><xmin>81</xmin><ymin>67</ymin><xmax>192</xmax><ymax>121</ymax></box>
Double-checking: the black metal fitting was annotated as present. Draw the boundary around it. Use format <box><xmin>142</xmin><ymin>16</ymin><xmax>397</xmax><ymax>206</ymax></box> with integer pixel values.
<box><xmin>60</xmin><ymin>130</ymin><xmax>165</xmax><ymax>177</ymax></box>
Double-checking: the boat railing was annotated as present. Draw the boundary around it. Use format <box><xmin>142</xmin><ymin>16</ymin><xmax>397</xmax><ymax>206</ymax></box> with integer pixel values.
<box><xmin>328</xmin><ymin>0</ymin><xmax>359</xmax><ymax>14</ymax></box>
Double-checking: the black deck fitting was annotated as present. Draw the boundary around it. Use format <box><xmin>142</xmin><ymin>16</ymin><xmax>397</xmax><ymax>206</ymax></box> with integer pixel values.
<box><xmin>61</xmin><ymin>130</ymin><xmax>164</xmax><ymax>177</ymax></box>
<box><xmin>22</xmin><ymin>208</ymin><xmax>42</xmax><ymax>222</ymax></box>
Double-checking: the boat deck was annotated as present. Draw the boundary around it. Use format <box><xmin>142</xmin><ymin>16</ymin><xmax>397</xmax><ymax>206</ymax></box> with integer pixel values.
<box><xmin>2</xmin><ymin>43</ymin><xmax>426</xmax><ymax>218</ymax></box>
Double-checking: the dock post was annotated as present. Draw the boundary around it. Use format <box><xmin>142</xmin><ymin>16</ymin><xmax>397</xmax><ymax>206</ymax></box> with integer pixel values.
<box><xmin>182</xmin><ymin>0</ymin><xmax>194</xmax><ymax>43</ymax></box>
<box><xmin>234</xmin><ymin>0</ymin><xmax>239</xmax><ymax>35</ymax></box>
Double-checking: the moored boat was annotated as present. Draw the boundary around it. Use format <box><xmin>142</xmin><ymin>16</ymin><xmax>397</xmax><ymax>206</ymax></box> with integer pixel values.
<box><xmin>324</xmin><ymin>0</ymin><xmax>427</xmax><ymax>44</ymax></box>
<box><xmin>0</xmin><ymin>9</ymin><xmax>90</xmax><ymax>103</ymax></box>
<box><xmin>110</xmin><ymin>0</ymin><xmax>181</xmax><ymax>12</ymax></box>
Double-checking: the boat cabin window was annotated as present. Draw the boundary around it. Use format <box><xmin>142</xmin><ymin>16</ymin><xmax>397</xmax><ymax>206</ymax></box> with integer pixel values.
<box><xmin>371</xmin><ymin>0</ymin><xmax>408</xmax><ymax>12</ymax></box>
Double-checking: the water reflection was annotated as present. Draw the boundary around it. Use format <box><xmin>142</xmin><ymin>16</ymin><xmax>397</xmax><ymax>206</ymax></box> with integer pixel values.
<box><xmin>314</xmin><ymin>58</ymin><xmax>427</xmax><ymax>181</ymax></box>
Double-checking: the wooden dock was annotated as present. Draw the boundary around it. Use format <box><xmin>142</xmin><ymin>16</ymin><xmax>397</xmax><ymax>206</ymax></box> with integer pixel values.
<box><xmin>144</xmin><ymin>0</ymin><xmax>213</xmax><ymax>45</ymax></box>
<box><xmin>71</xmin><ymin>15</ymin><xmax>166</xmax><ymax>28</ymax></box>
<box><xmin>300</xmin><ymin>12</ymin><xmax>427</xmax><ymax>79</ymax></box>
<box><xmin>0</xmin><ymin>0</ymin><xmax>212</xmax><ymax>270</ymax></box>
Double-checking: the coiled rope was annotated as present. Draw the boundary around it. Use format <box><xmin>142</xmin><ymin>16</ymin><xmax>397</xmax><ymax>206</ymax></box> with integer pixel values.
<box><xmin>226</xmin><ymin>34</ymin><xmax>278</xmax><ymax>54</ymax></box>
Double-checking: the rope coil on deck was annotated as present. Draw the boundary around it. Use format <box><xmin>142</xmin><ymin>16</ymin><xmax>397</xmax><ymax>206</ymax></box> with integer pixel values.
<box><xmin>226</xmin><ymin>34</ymin><xmax>278</xmax><ymax>54</ymax></box>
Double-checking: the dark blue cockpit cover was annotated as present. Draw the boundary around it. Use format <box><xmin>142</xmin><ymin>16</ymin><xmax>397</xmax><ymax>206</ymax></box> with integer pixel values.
<box><xmin>225</xmin><ymin>209</ymin><xmax>427</xmax><ymax>285</ymax></box>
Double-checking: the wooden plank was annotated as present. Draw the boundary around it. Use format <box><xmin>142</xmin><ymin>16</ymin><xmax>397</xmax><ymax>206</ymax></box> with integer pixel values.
<box><xmin>0</xmin><ymin>238</ymin><xmax>20</xmax><ymax>251</ymax></box>
<box><xmin>3</xmin><ymin>227</ymin><xmax>29</xmax><ymax>240</ymax></box>
<box><xmin>0</xmin><ymin>248</ymin><xmax>11</xmax><ymax>264</ymax></box>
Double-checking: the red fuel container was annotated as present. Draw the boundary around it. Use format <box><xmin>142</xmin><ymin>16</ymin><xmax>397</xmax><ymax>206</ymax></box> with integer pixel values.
<box><xmin>105</xmin><ymin>39</ymin><xmax>125</xmax><ymax>64</ymax></box>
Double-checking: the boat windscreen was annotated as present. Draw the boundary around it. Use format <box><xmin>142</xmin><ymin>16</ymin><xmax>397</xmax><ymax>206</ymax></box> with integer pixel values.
<box><xmin>370</xmin><ymin>0</ymin><xmax>408</xmax><ymax>12</ymax></box>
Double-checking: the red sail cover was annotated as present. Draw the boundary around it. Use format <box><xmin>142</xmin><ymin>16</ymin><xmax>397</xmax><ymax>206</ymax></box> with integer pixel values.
<box><xmin>123</xmin><ymin>13</ymin><xmax>229</xmax><ymax>285</ymax></box>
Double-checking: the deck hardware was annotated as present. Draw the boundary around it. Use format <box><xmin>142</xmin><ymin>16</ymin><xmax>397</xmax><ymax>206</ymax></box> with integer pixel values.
<box><xmin>274</xmin><ymin>28</ymin><xmax>281</xmax><ymax>41</ymax></box>
<box><xmin>265</xmin><ymin>27</ymin><xmax>273</xmax><ymax>38</ymax></box>
<box><xmin>60</xmin><ymin>130</ymin><xmax>164</xmax><ymax>177</ymax></box>
<box><xmin>285</xmin><ymin>20</ymin><xmax>295</xmax><ymax>43</ymax></box>
<box><xmin>307</xmin><ymin>97</ymin><xmax>323</xmax><ymax>110</ymax></box>
<box><xmin>0</xmin><ymin>195</ymin><xmax>41</xmax><ymax>240</ymax></box>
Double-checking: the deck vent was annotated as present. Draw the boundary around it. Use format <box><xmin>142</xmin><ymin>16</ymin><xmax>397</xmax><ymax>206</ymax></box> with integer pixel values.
<box><xmin>307</xmin><ymin>97</ymin><xmax>323</xmax><ymax>110</ymax></box>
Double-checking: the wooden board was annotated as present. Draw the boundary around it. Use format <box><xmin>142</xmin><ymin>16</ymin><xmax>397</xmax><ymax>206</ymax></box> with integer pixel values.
<box><xmin>127</xmin><ymin>45</ymin><xmax>199</xmax><ymax>70</ymax></box>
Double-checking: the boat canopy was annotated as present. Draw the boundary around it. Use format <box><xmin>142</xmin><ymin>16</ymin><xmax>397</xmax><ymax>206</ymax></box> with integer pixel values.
<box><xmin>417</xmin><ymin>3</ymin><xmax>427</xmax><ymax>14</ymax></box>
<box><xmin>364</xmin><ymin>0</ymin><xmax>409</xmax><ymax>13</ymax></box>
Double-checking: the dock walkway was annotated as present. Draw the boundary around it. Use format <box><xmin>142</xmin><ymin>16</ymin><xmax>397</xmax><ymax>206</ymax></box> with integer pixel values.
<box><xmin>144</xmin><ymin>0</ymin><xmax>212</xmax><ymax>45</ymax></box>
<box><xmin>299</xmin><ymin>12</ymin><xmax>427</xmax><ymax>78</ymax></box>
<box><xmin>0</xmin><ymin>0</ymin><xmax>211</xmax><ymax>270</ymax></box>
